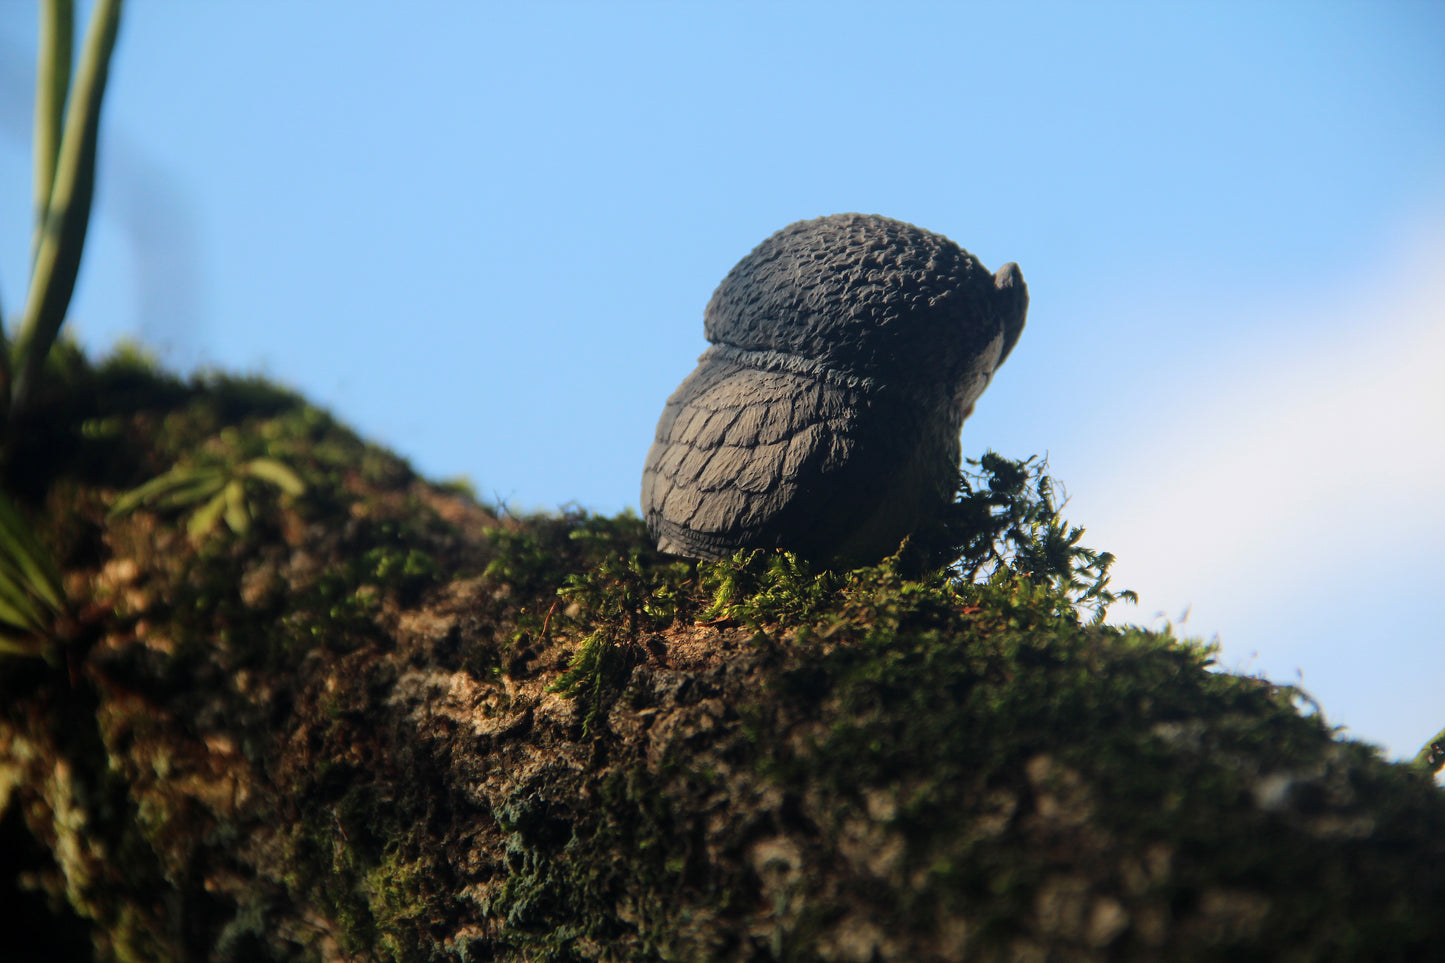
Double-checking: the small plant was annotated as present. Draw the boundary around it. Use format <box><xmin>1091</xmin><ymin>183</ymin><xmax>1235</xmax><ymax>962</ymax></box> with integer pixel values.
<box><xmin>699</xmin><ymin>550</ymin><xmax>841</xmax><ymax>628</ymax></box>
<box><xmin>0</xmin><ymin>490</ymin><xmax>68</xmax><ymax>659</ymax></box>
<box><xmin>109</xmin><ymin>455</ymin><xmax>305</xmax><ymax>539</ymax></box>
<box><xmin>549</xmin><ymin>545</ymin><xmax>691</xmax><ymax>736</ymax></box>
<box><xmin>934</xmin><ymin>452</ymin><xmax>1137</xmax><ymax>623</ymax></box>
<box><xmin>0</xmin><ymin>1</ymin><xmax>124</xmax><ymax>660</ymax></box>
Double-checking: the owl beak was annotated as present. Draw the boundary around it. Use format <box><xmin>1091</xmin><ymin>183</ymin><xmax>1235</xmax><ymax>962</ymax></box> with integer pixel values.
<box><xmin>992</xmin><ymin>262</ymin><xmax>1029</xmax><ymax>368</ymax></box>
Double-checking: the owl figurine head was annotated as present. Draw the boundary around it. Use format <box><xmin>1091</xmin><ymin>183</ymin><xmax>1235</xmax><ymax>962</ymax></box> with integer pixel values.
<box><xmin>642</xmin><ymin>213</ymin><xmax>1027</xmax><ymax>566</ymax></box>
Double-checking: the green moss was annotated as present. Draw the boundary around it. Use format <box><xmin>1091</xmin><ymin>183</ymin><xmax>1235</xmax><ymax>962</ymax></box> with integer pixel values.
<box><xmin>364</xmin><ymin>852</ymin><xmax>437</xmax><ymax>961</ymax></box>
<box><xmin>548</xmin><ymin>550</ymin><xmax>694</xmax><ymax>734</ymax></box>
<box><xmin>280</xmin><ymin>768</ymin><xmax>441</xmax><ymax>963</ymax></box>
<box><xmin>475</xmin><ymin>548</ymin><xmax>1445</xmax><ymax>960</ymax></box>
<box><xmin>5</xmin><ymin>347</ymin><xmax>1445</xmax><ymax>962</ymax></box>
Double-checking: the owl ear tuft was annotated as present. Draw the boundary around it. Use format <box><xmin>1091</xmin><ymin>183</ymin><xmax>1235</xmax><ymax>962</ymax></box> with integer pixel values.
<box><xmin>992</xmin><ymin>262</ymin><xmax>1029</xmax><ymax>368</ymax></box>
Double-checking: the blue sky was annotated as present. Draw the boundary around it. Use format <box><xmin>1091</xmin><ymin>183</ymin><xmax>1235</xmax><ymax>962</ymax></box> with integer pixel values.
<box><xmin>1</xmin><ymin>2</ymin><xmax>1442</xmax><ymax>758</ymax></box>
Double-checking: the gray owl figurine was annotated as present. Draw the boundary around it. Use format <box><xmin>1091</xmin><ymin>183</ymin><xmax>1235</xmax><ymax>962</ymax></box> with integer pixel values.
<box><xmin>641</xmin><ymin>213</ymin><xmax>1027</xmax><ymax>566</ymax></box>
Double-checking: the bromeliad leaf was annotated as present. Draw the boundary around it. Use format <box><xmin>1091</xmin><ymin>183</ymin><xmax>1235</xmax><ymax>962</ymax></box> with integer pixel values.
<box><xmin>244</xmin><ymin>457</ymin><xmax>305</xmax><ymax>495</ymax></box>
<box><xmin>186</xmin><ymin>485</ymin><xmax>231</xmax><ymax>538</ymax></box>
<box><xmin>107</xmin><ymin>467</ymin><xmax>226</xmax><ymax>517</ymax></box>
<box><xmin>0</xmin><ymin>489</ymin><xmax>67</xmax><ymax>659</ymax></box>
<box><xmin>7</xmin><ymin>0</ymin><xmax>125</xmax><ymax>419</ymax></box>
<box><xmin>221</xmin><ymin>478</ymin><xmax>249</xmax><ymax>534</ymax></box>
<box><xmin>111</xmin><ymin>455</ymin><xmax>306</xmax><ymax>540</ymax></box>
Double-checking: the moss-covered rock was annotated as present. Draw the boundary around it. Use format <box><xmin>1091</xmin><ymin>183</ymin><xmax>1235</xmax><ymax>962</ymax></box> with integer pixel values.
<box><xmin>2</xmin><ymin>350</ymin><xmax>1443</xmax><ymax>962</ymax></box>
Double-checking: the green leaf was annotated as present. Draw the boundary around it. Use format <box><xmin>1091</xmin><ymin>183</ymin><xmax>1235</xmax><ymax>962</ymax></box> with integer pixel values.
<box><xmin>0</xmin><ymin>631</ymin><xmax>51</xmax><ymax>659</ymax></box>
<box><xmin>187</xmin><ymin>489</ymin><xmax>229</xmax><ymax>538</ymax></box>
<box><xmin>0</xmin><ymin>492</ymin><xmax>65</xmax><ymax>613</ymax></box>
<box><xmin>221</xmin><ymin>479</ymin><xmax>250</xmax><ymax>534</ymax></box>
<box><xmin>112</xmin><ymin>452</ymin><xmax>304</xmax><ymax>543</ymax></box>
<box><xmin>12</xmin><ymin>0</ymin><xmax>124</xmax><ymax>413</ymax></box>
<box><xmin>33</xmin><ymin>0</ymin><xmax>74</xmax><ymax>263</ymax></box>
<box><xmin>244</xmin><ymin>457</ymin><xmax>305</xmax><ymax>495</ymax></box>
<box><xmin>0</xmin><ymin>576</ymin><xmax>49</xmax><ymax>633</ymax></box>
<box><xmin>109</xmin><ymin>467</ymin><xmax>224</xmax><ymax>517</ymax></box>
<box><xmin>0</xmin><ymin>491</ymin><xmax>67</xmax><ymax>657</ymax></box>
<box><xmin>1413</xmin><ymin>726</ymin><xmax>1445</xmax><ymax>775</ymax></box>
<box><xmin>151</xmin><ymin>472</ymin><xmax>227</xmax><ymax>509</ymax></box>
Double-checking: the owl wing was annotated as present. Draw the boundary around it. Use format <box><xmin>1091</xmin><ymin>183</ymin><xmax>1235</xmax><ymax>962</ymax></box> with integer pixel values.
<box><xmin>641</xmin><ymin>358</ymin><xmax>863</xmax><ymax>560</ymax></box>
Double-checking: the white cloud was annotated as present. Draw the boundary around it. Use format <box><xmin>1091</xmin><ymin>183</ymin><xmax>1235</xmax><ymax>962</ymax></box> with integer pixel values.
<box><xmin>1064</xmin><ymin>222</ymin><xmax>1445</xmax><ymax>756</ymax></box>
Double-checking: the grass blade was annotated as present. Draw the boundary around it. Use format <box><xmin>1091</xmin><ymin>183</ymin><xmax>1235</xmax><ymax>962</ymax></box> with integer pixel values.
<box><xmin>0</xmin><ymin>491</ymin><xmax>66</xmax><ymax>657</ymax></box>
<box><xmin>0</xmin><ymin>491</ymin><xmax>64</xmax><ymax>612</ymax></box>
<box><xmin>0</xmin><ymin>631</ymin><xmax>51</xmax><ymax>659</ymax></box>
<box><xmin>0</xmin><ymin>570</ymin><xmax>49</xmax><ymax>630</ymax></box>
<box><xmin>33</xmin><ymin>0</ymin><xmax>74</xmax><ymax>264</ymax></box>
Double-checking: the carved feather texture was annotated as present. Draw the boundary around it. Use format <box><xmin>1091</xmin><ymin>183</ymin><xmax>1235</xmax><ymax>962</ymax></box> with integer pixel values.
<box><xmin>642</xmin><ymin>214</ymin><xmax>1027</xmax><ymax>565</ymax></box>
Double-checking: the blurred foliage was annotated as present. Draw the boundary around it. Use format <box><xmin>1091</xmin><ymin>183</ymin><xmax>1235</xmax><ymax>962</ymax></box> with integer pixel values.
<box><xmin>1414</xmin><ymin>726</ymin><xmax>1445</xmax><ymax>776</ymax></box>
<box><xmin>0</xmin><ymin>490</ymin><xmax>67</xmax><ymax>659</ymax></box>
<box><xmin>4</xmin><ymin>0</ymin><xmax>124</xmax><ymax>421</ymax></box>
<box><xmin>0</xmin><ymin>0</ymin><xmax>124</xmax><ymax>662</ymax></box>
<box><xmin>109</xmin><ymin>455</ymin><xmax>305</xmax><ymax>539</ymax></box>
